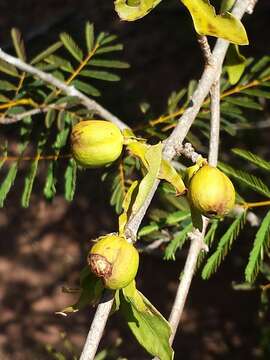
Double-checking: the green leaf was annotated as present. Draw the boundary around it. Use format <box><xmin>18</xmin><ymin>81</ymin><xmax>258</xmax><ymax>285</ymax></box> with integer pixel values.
<box><xmin>11</xmin><ymin>28</ymin><xmax>26</xmax><ymax>61</ymax></box>
<box><xmin>0</xmin><ymin>94</ymin><xmax>10</xmax><ymax>103</ymax></box>
<box><xmin>250</xmin><ymin>56</ymin><xmax>270</xmax><ymax>74</ymax></box>
<box><xmin>164</xmin><ymin>223</ymin><xmax>192</xmax><ymax>260</ymax></box>
<box><xmin>241</xmin><ymin>88</ymin><xmax>270</xmax><ymax>100</ymax></box>
<box><xmin>110</xmin><ymin>178</ymin><xmax>125</xmax><ymax>215</ymax></box>
<box><xmin>181</xmin><ymin>0</ymin><xmax>248</xmax><ymax>45</ymax></box>
<box><xmin>0</xmin><ymin>163</ymin><xmax>18</xmax><ymax>207</ymax></box>
<box><xmin>57</xmin><ymin>267</ymin><xmax>104</xmax><ymax>315</ymax></box>
<box><xmin>0</xmin><ymin>124</ymin><xmax>30</xmax><ymax>207</ymax></box>
<box><xmin>43</xmin><ymin>162</ymin><xmax>56</xmax><ymax>200</ymax></box>
<box><xmin>202</xmin><ymin>211</ymin><xmax>246</xmax><ymax>279</ymax></box>
<box><xmin>85</xmin><ymin>22</ymin><xmax>94</xmax><ymax>53</ymax></box>
<box><xmin>89</xmin><ymin>59</ymin><xmax>130</xmax><ymax>69</ymax></box>
<box><xmin>72</xmin><ymin>80</ymin><xmax>101</xmax><ymax>97</ymax></box>
<box><xmin>0</xmin><ymin>59</ymin><xmax>19</xmax><ymax>77</ymax></box>
<box><xmin>56</xmin><ymin>110</ymin><xmax>66</xmax><ymax>131</ymax></box>
<box><xmin>96</xmin><ymin>44</ymin><xmax>123</xmax><ymax>55</ymax></box>
<box><xmin>132</xmin><ymin>143</ymin><xmax>162</xmax><ymax>214</ymax></box>
<box><xmin>120</xmin><ymin>281</ymin><xmax>173</xmax><ymax>360</ymax></box>
<box><xmin>0</xmin><ymin>80</ymin><xmax>17</xmax><ymax>91</ymax></box>
<box><xmin>80</xmin><ymin>70</ymin><xmax>120</xmax><ymax>81</ymax></box>
<box><xmin>96</xmin><ymin>32</ymin><xmax>107</xmax><ymax>45</ymax></box>
<box><xmin>225</xmin><ymin>45</ymin><xmax>246</xmax><ymax>85</ymax></box>
<box><xmin>64</xmin><ymin>158</ymin><xmax>77</xmax><ymax>202</ymax></box>
<box><xmin>159</xmin><ymin>159</ymin><xmax>186</xmax><ymax>195</ymax></box>
<box><xmin>119</xmin><ymin>180</ymin><xmax>138</xmax><ymax>235</ymax></box>
<box><xmin>232</xmin><ymin>148</ymin><xmax>270</xmax><ymax>172</ymax></box>
<box><xmin>220</xmin><ymin>0</ymin><xmax>235</xmax><ymax>12</ymax></box>
<box><xmin>168</xmin><ymin>88</ymin><xmax>186</xmax><ymax>113</ymax></box>
<box><xmin>60</xmin><ymin>33</ymin><xmax>83</xmax><ymax>62</ymax></box>
<box><xmin>43</xmin><ymin>128</ymin><xmax>70</xmax><ymax>201</ymax></box>
<box><xmin>31</xmin><ymin>41</ymin><xmax>63</xmax><ymax>65</ymax></box>
<box><xmin>165</xmin><ymin>210</ymin><xmax>190</xmax><ymax>225</ymax></box>
<box><xmin>224</xmin><ymin>96</ymin><xmax>262</xmax><ymax>110</ymax></box>
<box><xmin>21</xmin><ymin>160</ymin><xmax>39</xmax><ymax>208</ymax></box>
<box><xmin>218</xmin><ymin>162</ymin><xmax>270</xmax><ymax>198</ymax></box>
<box><xmin>21</xmin><ymin>136</ymin><xmax>47</xmax><ymax>208</ymax></box>
<box><xmin>44</xmin><ymin>55</ymin><xmax>74</xmax><ymax>72</ymax></box>
<box><xmin>100</xmin><ymin>34</ymin><xmax>118</xmax><ymax>46</ymax></box>
<box><xmin>114</xmin><ymin>0</ymin><xmax>163</xmax><ymax>21</ymax></box>
<box><xmin>245</xmin><ymin>210</ymin><xmax>270</xmax><ymax>283</ymax></box>
<box><xmin>138</xmin><ymin>222</ymin><xmax>159</xmax><ymax>237</ymax></box>
<box><xmin>45</xmin><ymin>108</ymin><xmax>57</xmax><ymax>128</ymax></box>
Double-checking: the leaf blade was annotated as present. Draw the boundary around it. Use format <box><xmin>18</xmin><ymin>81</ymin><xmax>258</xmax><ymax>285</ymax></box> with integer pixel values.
<box><xmin>245</xmin><ymin>210</ymin><xmax>270</xmax><ymax>283</ymax></box>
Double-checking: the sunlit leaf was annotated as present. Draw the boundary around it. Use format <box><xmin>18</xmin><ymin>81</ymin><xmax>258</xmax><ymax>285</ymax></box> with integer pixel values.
<box><xmin>120</xmin><ymin>281</ymin><xmax>173</xmax><ymax>360</ymax></box>
<box><xmin>181</xmin><ymin>0</ymin><xmax>248</xmax><ymax>45</ymax></box>
<box><xmin>245</xmin><ymin>210</ymin><xmax>270</xmax><ymax>283</ymax></box>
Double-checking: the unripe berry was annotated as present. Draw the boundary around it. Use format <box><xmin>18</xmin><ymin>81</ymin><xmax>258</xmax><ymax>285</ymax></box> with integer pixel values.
<box><xmin>188</xmin><ymin>165</ymin><xmax>235</xmax><ymax>218</ymax></box>
<box><xmin>88</xmin><ymin>234</ymin><xmax>139</xmax><ymax>290</ymax></box>
<box><xmin>71</xmin><ymin>120</ymin><xmax>124</xmax><ymax>168</ymax></box>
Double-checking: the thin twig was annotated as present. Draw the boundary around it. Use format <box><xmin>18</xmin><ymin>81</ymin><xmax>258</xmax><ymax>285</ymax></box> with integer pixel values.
<box><xmin>0</xmin><ymin>108</ymin><xmax>47</xmax><ymax>124</ymax></box>
<box><xmin>164</xmin><ymin>37</ymin><xmax>221</xmax><ymax>350</ymax></box>
<box><xmin>0</xmin><ymin>104</ymin><xmax>69</xmax><ymax>124</ymax></box>
<box><xmin>0</xmin><ymin>48</ymin><xmax>128</xmax><ymax>131</ymax></box>
<box><xmin>246</xmin><ymin>0</ymin><xmax>258</xmax><ymax>13</ymax></box>
<box><xmin>79</xmin><ymin>290</ymin><xmax>115</xmax><ymax>360</ymax></box>
<box><xmin>168</xmin><ymin>220</ymin><xmax>208</xmax><ymax>343</ymax></box>
<box><xmin>209</xmin><ymin>78</ymin><xmax>221</xmax><ymax>165</ymax></box>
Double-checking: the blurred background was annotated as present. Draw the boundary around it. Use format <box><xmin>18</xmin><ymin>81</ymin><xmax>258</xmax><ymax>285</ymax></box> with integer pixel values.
<box><xmin>0</xmin><ymin>1</ymin><xmax>270</xmax><ymax>359</ymax></box>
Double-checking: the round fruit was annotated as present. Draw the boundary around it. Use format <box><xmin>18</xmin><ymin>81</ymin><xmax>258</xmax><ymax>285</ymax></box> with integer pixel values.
<box><xmin>188</xmin><ymin>165</ymin><xmax>235</xmax><ymax>217</ymax></box>
<box><xmin>71</xmin><ymin>120</ymin><xmax>124</xmax><ymax>168</ymax></box>
<box><xmin>88</xmin><ymin>234</ymin><xmax>139</xmax><ymax>290</ymax></box>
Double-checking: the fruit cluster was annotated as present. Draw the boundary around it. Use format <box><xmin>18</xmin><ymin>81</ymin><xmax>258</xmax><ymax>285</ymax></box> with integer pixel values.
<box><xmin>71</xmin><ymin>119</ymin><xmax>235</xmax><ymax>218</ymax></box>
<box><xmin>71</xmin><ymin>120</ymin><xmax>235</xmax><ymax>289</ymax></box>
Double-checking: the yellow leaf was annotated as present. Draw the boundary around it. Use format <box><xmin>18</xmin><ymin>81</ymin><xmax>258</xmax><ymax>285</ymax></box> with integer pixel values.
<box><xmin>181</xmin><ymin>0</ymin><xmax>249</xmax><ymax>45</ymax></box>
<box><xmin>159</xmin><ymin>159</ymin><xmax>186</xmax><ymax>195</ymax></box>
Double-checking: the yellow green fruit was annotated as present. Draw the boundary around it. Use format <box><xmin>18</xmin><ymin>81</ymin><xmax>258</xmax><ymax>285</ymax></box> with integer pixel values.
<box><xmin>88</xmin><ymin>234</ymin><xmax>139</xmax><ymax>290</ymax></box>
<box><xmin>188</xmin><ymin>165</ymin><xmax>235</xmax><ymax>218</ymax></box>
<box><xmin>71</xmin><ymin>120</ymin><xmax>124</xmax><ymax>168</ymax></box>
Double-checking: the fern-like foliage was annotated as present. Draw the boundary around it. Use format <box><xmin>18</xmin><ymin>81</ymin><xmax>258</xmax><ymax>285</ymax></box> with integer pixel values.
<box><xmin>218</xmin><ymin>162</ymin><xmax>270</xmax><ymax>198</ymax></box>
<box><xmin>245</xmin><ymin>210</ymin><xmax>270</xmax><ymax>283</ymax></box>
<box><xmin>232</xmin><ymin>148</ymin><xmax>270</xmax><ymax>172</ymax></box>
<box><xmin>142</xmin><ymin>56</ymin><xmax>270</xmax><ymax>148</ymax></box>
<box><xmin>0</xmin><ymin>23</ymin><xmax>129</xmax><ymax>207</ymax></box>
<box><xmin>202</xmin><ymin>211</ymin><xmax>247</xmax><ymax>280</ymax></box>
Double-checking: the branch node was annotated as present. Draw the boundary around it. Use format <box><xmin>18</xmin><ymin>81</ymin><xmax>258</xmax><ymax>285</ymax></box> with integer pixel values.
<box><xmin>177</xmin><ymin>142</ymin><xmax>204</xmax><ymax>164</ymax></box>
<box><xmin>188</xmin><ymin>227</ymin><xmax>208</xmax><ymax>252</ymax></box>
